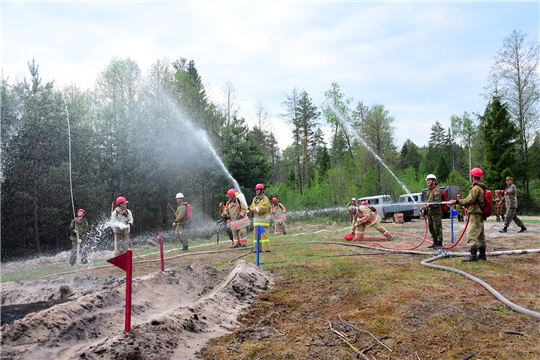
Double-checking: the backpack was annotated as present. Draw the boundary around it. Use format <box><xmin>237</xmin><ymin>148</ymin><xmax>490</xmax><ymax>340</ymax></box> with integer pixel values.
<box><xmin>440</xmin><ymin>188</ymin><xmax>449</xmax><ymax>213</ymax></box>
<box><xmin>474</xmin><ymin>185</ymin><xmax>492</xmax><ymax>220</ymax></box>
<box><xmin>186</xmin><ymin>203</ymin><xmax>193</xmax><ymax>220</ymax></box>
<box><xmin>482</xmin><ymin>190</ymin><xmax>493</xmax><ymax>219</ymax></box>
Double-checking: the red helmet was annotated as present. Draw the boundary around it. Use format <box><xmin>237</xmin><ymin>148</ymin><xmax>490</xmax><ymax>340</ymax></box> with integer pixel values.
<box><xmin>272</xmin><ymin>197</ymin><xmax>278</xmax><ymax>203</ymax></box>
<box><xmin>255</xmin><ymin>183</ymin><xmax>265</xmax><ymax>191</ymax></box>
<box><xmin>361</xmin><ymin>201</ymin><xmax>369</xmax><ymax>206</ymax></box>
<box><xmin>227</xmin><ymin>188</ymin><xmax>236</xmax><ymax>197</ymax></box>
<box><xmin>344</xmin><ymin>234</ymin><xmax>354</xmax><ymax>241</ymax></box>
<box><xmin>77</xmin><ymin>208</ymin><xmax>86</xmax><ymax>216</ymax></box>
<box><xmin>469</xmin><ymin>168</ymin><xmax>483</xmax><ymax>179</ymax></box>
<box><xmin>116</xmin><ymin>196</ymin><xmax>128</xmax><ymax>205</ymax></box>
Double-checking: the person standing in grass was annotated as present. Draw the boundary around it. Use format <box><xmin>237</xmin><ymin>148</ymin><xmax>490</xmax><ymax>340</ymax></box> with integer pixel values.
<box><xmin>499</xmin><ymin>176</ymin><xmax>527</xmax><ymax>233</ymax></box>
<box><xmin>250</xmin><ymin>183</ymin><xmax>272</xmax><ymax>252</ymax></box>
<box><xmin>449</xmin><ymin>168</ymin><xmax>487</xmax><ymax>262</ymax></box>
<box><xmin>271</xmin><ymin>197</ymin><xmax>287</xmax><ymax>236</ymax></box>
<box><xmin>69</xmin><ymin>209</ymin><xmax>89</xmax><ymax>265</ymax></box>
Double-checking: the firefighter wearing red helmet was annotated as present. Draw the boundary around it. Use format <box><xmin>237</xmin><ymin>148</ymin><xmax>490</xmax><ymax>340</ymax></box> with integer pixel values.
<box><xmin>351</xmin><ymin>203</ymin><xmax>394</xmax><ymax>242</ymax></box>
<box><xmin>250</xmin><ymin>183</ymin><xmax>272</xmax><ymax>251</ymax></box>
<box><xmin>69</xmin><ymin>208</ymin><xmax>89</xmax><ymax>265</ymax></box>
<box><xmin>221</xmin><ymin>189</ymin><xmax>249</xmax><ymax>248</ymax></box>
<box><xmin>449</xmin><ymin>168</ymin><xmax>487</xmax><ymax>262</ymax></box>
<box><xmin>111</xmin><ymin>196</ymin><xmax>133</xmax><ymax>256</ymax></box>
<box><xmin>271</xmin><ymin>197</ymin><xmax>287</xmax><ymax>236</ymax></box>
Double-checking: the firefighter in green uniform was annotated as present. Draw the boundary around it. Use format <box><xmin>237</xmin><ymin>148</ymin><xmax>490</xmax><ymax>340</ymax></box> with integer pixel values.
<box><xmin>450</xmin><ymin>168</ymin><xmax>487</xmax><ymax>262</ymax></box>
<box><xmin>69</xmin><ymin>208</ymin><xmax>89</xmax><ymax>265</ymax></box>
<box><xmin>499</xmin><ymin>176</ymin><xmax>527</xmax><ymax>233</ymax></box>
<box><xmin>424</xmin><ymin>174</ymin><xmax>443</xmax><ymax>250</ymax></box>
<box><xmin>172</xmin><ymin>192</ymin><xmax>190</xmax><ymax>251</ymax></box>
<box><xmin>250</xmin><ymin>183</ymin><xmax>272</xmax><ymax>252</ymax></box>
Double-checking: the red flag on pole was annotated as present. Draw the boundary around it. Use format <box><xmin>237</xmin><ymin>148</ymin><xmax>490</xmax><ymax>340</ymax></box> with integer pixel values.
<box><xmin>107</xmin><ymin>250</ymin><xmax>131</xmax><ymax>272</ymax></box>
<box><xmin>107</xmin><ymin>250</ymin><xmax>133</xmax><ymax>332</ymax></box>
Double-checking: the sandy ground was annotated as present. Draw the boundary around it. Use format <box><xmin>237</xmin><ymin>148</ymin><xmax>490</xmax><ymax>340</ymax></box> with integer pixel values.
<box><xmin>1</xmin><ymin>260</ymin><xmax>272</xmax><ymax>360</ymax></box>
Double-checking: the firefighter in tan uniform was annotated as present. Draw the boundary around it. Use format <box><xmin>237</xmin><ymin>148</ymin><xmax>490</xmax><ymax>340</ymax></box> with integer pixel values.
<box><xmin>172</xmin><ymin>192</ymin><xmax>190</xmax><ymax>251</ymax></box>
<box><xmin>494</xmin><ymin>189</ymin><xmax>505</xmax><ymax>222</ymax></box>
<box><xmin>271</xmin><ymin>197</ymin><xmax>287</xmax><ymax>236</ymax></box>
<box><xmin>450</xmin><ymin>168</ymin><xmax>487</xmax><ymax>262</ymax></box>
<box><xmin>250</xmin><ymin>183</ymin><xmax>272</xmax><ymax>252</ymax></box>
<box><xmin>350</xmin><ymin>204</ymin><xmax>394</xmax><ymax>241</ymax></box>
<box><xmin>221</xmin><ymin>189</ymin><xmax>250</xmax><ymax>248</ymax></box>
<box><xmin>111</xmin><ymin>196</ymin><xmax>133</xmax><ymax>256</ymax></box>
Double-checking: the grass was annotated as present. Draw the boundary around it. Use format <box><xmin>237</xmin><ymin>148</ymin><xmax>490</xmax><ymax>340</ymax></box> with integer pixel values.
<box><xmin>2</xmin><ymin>220</ymin><xmax>539</xmax><ymax>359</ymax></box>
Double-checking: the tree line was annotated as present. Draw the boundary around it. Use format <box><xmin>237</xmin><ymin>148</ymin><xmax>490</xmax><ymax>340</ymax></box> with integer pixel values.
<box><xmin>2</xmin><ymin>29</ymin><xmax>539</xmax><ymax>261</ymax></box>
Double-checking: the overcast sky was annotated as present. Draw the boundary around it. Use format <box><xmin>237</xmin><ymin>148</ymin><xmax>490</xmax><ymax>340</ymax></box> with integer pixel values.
<box><xmin>2</xmin><ymin>1</ymin><xmax>539</xmax><ymax>150</ymax></box>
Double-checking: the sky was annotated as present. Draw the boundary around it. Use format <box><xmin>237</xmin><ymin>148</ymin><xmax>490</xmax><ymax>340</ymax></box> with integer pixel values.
<box><xmin>2</xmin><ymin>1</ymin><xmax>539</xmax><ymax>151</ymax></box>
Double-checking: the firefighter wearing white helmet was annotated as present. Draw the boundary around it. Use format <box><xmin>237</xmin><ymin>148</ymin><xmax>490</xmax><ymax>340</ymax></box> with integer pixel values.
<box><xmin>424</xmin><ymin>173</ymin><xmax>443</xmax><ymax>250</ymax></box>
<box><xmin>111</xmin><ymin>196</ymin><xmax>134</xmax><ymax>256</ymax></box>
<box><xmin>172</xmin><ymin>192</ymin><xmax>190</xmax><ymax>251</ymax></box>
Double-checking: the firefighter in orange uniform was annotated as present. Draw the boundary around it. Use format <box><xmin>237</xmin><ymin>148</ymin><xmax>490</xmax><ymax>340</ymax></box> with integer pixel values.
<box><xmin>221</xmin><ymin>189</ymin><xmax>249</xmax><ymax>248</ymax></box>
<box><xmin>351</xmin><ymin>203</ymin><xmax>394</xmax><ymax>241</ymax></box>
<box><xmin>271</xmin><ymin>197</ymin><xmax>287</xmax><ymax>236</ymax></box>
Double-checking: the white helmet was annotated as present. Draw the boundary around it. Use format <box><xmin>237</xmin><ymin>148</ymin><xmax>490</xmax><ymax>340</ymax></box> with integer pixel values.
<box><xmin>351</xmin><ymin>198</ymin><xmax>356</xmax><ymax>201</ymax></box>
<box><xmin>426</xmin><ymin>174</ymin><xmax>437</xmax><ymax>181</ymax></box>
<box><xmin>175</xmin><ymin>192</ymin><xmax>184</xmax><ymax>199</ymax></box>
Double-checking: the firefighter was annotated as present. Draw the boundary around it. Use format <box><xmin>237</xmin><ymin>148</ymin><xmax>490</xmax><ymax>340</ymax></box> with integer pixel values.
<box><xmin>111</xmin><ymin>196</ymin><xmax>133</xmax><ymax>256</ymax></box>
<box><xmin>424</xmin><ymin>174</ymin><xmax>443</xmax><ymax>250</ymax></box>
<box><xmin>449</xmin><ymin>168</ymin><xmax>487</xmax><ymax>261</ymax></box>
<box><xmin>172</xmin><ymin>192</ymin><xmax>190</xmax><ymax>251</ymax></box>
<box><xmin>221</xmin><ymin>189</ymin><xmax>249</xmax><ymax>248</ymax></box>
<box><xmin>351</xmin><ymin>203</ymin><xmax>394</xmax><ymax>241</ymax></box>
<box><xmin>271</xmin><ymin>197</ymin><xmax>287</xmax><ymax>236</ymax></box>
<box><xmin>494</xmin><ymin>189</ymin><xmax>505</xmax><ymax>222</ymax></box>
<box><xmin>250</xmin><ymin>183</ymin><xmax>272</xmax><ymax>252</ymax></box>
<box><xmin>69</xmin><ymin>208</ymin><xmax>89</xmax><ymax>265</ymax></box>
<box><xmin>454</xmin><ymin>194</ymin><xmax>465</xmax><ymax>222</ymax></box>
<box><xmin>346</xmin><ymin>198</ymin><xmax>357</xmax><ymax>224</ymax></box>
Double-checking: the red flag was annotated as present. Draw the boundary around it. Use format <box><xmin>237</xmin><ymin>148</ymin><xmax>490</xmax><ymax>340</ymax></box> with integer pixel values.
<box><xmin>153</xmin><ymin>232</ymin><xmax>163</xmax><ymax>245</ymax></box>
<box><xmin>107</xmin><ymin>251</ymin><xmax>131</xmax><ymax>272</ymax></box>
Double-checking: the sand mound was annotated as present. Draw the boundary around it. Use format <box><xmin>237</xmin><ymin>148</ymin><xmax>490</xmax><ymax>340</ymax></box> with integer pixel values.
<box><xmin>1</xmin><ymin>260</ymin><xmax>272</xmax><ymax>360</ymax></box>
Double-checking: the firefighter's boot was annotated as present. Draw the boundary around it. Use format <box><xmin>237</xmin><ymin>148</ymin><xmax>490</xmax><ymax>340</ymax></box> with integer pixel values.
<box><xmin>478</xmin><ymin>247</ymin><xmax>487</xmax><ymax>261</ymax></box>
<box><xmin>462</xmin><ymin>248</ymin><xmax>478</xmax><ymax>262</ymax></box>
<box><xmin>518</xmin><ymin>226</ymin><xmax>527</xmax><ymax>233</ymax></box>
<box><xmin>499</xmin><ymin>227</ymin><xmax>507</xmax><ymax>233</ymax></box>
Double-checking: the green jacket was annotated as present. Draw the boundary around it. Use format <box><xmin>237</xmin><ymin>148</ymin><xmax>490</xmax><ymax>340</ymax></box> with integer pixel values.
<box><xmin>457</xmin><ymin>182</ymin><xmax>486</xmax><ymax>215</ymax></box>
<box><xmin>175</xmin><ymin>201</ymin><xmax>190</xmax><ymax>226</ymax></box>
<box><xmin>425</xmin><ymin>185</ymin><xmax>442</xmax><ymax>216</ymax></box>
<box><xmin>69</xmin><ymin>217</ymin><xmax>89</xmax><ymax>243</ymax></box>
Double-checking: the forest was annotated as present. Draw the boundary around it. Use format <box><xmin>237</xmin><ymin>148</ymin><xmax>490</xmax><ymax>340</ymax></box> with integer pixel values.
<box><xmin>2</xmin><ymin>29</ymin><xmax>540</xmax><ymax>261</ymax></box>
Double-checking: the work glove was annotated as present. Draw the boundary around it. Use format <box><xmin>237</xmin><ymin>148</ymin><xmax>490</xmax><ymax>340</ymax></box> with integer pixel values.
<box><xmin>255</xmin><ymin>207</ymin><xmax>259</xmax><ymax>213</ymax></box>
<box><xmin>77</xmin><ymin>238</ymin><xmax>82</xmax><ymax>244</ymax></box>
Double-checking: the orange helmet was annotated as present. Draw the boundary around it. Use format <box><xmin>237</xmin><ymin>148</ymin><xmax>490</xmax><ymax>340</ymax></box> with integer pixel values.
<box><xmin>272</xmin><ymin>197</ymin><xmax>278</xmax><ymax>203</ymax></box>
<box><xmin>116</xmin><ymin>196</ymin><xmax>128</xmax><ymax>205</ymax></box>
<box><xmin>227</xmin><ymin>188</ymin><xmax>236</xmax><ymax>197</ymax></box>
<box><xmin>469</xmin><ymin>167</ymin><xmax>483</xmax><ymax>179</ymax></box>
<box><xmin>255</xmin><ymin>183</ymin><xmax>265</xmax><ymax>191</ymax></box>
